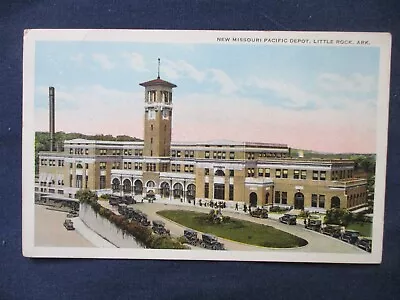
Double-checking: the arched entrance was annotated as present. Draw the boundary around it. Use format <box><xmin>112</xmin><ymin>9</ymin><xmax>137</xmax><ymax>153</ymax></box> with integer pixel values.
<box><xmin>134</xmin><ymin>180</ymin><xmax>143</xmax><ymax>195</ymax></box>
<box><xmin>123</xmin><ymin>179</ymin><xmax>132</xmax><ymax>194</ymax></box>
<box><xmin>146</xmin><ymin>181</ymin><xmax>156</xmax><ymax>193</ymax></box>
<box><xmin>214</xmin><ymin>169</ymin><xmax>225</xmax><ymax>176</ymax></box>
<box><xmin>249</xmin><ymin>192</ymin><xmax>258</xmax><ymax>207</ymax></box>
<box><xmin>294</xmin><ymin>192</ymin><xmax>304</xmax><ymax>209</ymax></box>
<box><xmin>160</xmin><ymin>182</ymin><xmax>170</xmax><ymax>198</ymax></box>
<box><xmin>112</xmin><ymin>178</ymin><xmax>120</xmax><ymax>193</ymax></box>
<box><xmin>187</xmin><ymin>184</ymin><xmax>196</xmax><ymax>200</ymax></box>
<box><xmin>173</xmin><ymin>182</ymin><xmax>183</xmax><ymax>199</ymax></box>
<box><xmin>331</xmin><ymin>196</ymin><xmax>341</xmax><ymax>209</ymax></box>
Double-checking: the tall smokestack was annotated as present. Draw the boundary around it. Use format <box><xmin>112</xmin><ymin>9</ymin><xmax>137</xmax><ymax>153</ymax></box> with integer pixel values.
<box><xmin>49</xmin><ymin>86</ymin><xmax>55</xmax><ymax>152</ymax></box>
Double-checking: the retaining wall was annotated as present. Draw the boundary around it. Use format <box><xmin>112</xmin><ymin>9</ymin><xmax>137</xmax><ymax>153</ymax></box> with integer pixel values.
<box><xmin>79</xmin><ymin>203</ymin><xmax>143</xmax><ymax>248</ymax></box>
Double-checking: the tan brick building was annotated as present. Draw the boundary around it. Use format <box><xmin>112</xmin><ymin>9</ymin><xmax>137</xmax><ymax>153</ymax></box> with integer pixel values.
<box><xmin>37</xmin><ymin>74</ymin><xmax>368</xmax><ymax>211</ymax></box>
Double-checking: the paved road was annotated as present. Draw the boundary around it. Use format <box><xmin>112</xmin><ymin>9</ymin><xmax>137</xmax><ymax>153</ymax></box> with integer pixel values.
<box><xmin>111</xmin><ymin>202</ymin><xmax>367</xmax><ymax>254</ymax></box>
<box><xmin>35</xmin><ymin>205</ymin><xmax>94</xmax><ymax>248</ymax></box>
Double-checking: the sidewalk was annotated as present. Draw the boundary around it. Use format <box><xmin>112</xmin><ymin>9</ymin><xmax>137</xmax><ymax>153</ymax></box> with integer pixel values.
<box><xmin>72</xmin><ymin>217</ymin><xmax>117</xmax><ymax>248</ymax></box>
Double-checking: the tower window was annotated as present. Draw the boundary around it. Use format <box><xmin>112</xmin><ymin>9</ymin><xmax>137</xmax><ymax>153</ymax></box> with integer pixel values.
<box><xmin>151</xmin><ymin>124</ymin><xmax>153</xmax><ymax>131</ymax></box>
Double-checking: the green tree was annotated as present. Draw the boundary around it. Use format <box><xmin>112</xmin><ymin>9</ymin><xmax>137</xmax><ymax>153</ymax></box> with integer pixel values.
<box><xmin>76</xmin><ymin>189</ymin><xmax>98</xmax><ymax>204</ymax></box>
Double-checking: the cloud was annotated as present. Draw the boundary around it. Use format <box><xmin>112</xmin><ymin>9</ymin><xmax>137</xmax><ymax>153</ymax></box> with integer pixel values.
<box><xmin>317</xmin><ymin>73</ymin><xmax>376</xmax><ymax>93</ymax></box>
<box><xmin>162</xmin><ymin>59</ymin><xmax>206</xmax><ymax>82</ymax></box>
<box><xmin>123</xmin><ymin>52</ymin><xmax>148</xmax><ymax>72</ymax></box>
<box><xmin>92</xmin><ymin>53</ymin><xmax>115</xmax><ymax>70</ymax></box>
<box><xmin>208</xmin><ymin>69</ymin><xmax>238</xmax><ymax>94</ymax></box>
<box><xmin>34</xmin><ymin>85</ymin><xmax>144</xmax><ymax>137</ymax></box>
<box><xmin>70</xmin><ymin>53</ymin><xmax>84</xmax><ymax>62</ymax></box>
<box><xmin>245</xmin><ymin>77</ymin><xmax>320</xmax><ymax>109</ymax></box>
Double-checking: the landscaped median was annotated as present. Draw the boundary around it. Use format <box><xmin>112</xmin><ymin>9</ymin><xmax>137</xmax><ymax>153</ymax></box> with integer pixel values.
<box><xmin>157</xmin><ymin>210</ymin><xmax>308</xmax><ymax>248</ymax></box>
<box><xmin>77</xmin><ymin>190</ymin><xmax>188</xmax><ymax>249</ymax></box>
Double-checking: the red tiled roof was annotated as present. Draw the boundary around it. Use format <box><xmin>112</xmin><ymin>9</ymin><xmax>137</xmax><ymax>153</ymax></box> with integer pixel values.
<box><xmin>139</xmin><ymin>77</ymin><xmax>177</xmax><ymax>88</ymax></box>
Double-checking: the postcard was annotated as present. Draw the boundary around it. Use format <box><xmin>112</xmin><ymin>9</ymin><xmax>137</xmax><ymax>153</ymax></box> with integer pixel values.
<box><xmin>22</xmin><ymin>29</ymin><xmax>391</xmax><ymax>263</ymax></box>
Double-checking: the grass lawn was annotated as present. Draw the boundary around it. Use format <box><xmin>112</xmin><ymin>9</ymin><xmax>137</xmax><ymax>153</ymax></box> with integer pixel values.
<box><xmin>346</xmin><ymin>222</ymin><xmax>372</xmax><ymax>237</ymax></box>
<box><xmin>157</xmin><ymin>210</ymin><xmax>308</xmax><ymax>248</ymax></box>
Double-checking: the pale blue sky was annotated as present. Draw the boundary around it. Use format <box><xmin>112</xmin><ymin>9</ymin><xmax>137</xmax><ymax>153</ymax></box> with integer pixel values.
<box><xmin>34</xmin><ymin>41</ymin><xmax>380</xmax><ymax>153</ymax></box>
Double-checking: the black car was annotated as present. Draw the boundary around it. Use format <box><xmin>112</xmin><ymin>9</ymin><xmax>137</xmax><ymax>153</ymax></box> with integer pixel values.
<box><xmin>184</xmin><ymin>229</ymin><xmax>200</xmax><ymax>246</ymax></box>
<box><xmin>250</xmin><ymin>208</ymin><xmax>269</xmax><ymax>219</ymax></box>
<box><xmin>357</xmin><ymin>237</ymin><xmax>372</xmax><ymax>253</ymax></box>
<box><xmin>201</xmin><ymin>234</ymin><xmax>225</xmax><ymax>250</ymax></box>
<box><xmin>152</xmin><ymin>220</ymin><xmax>170</xmax><ymax>236</ymax></box>
<box><xmin>321</xmin><ymin>224</ymin><xmax>342</xmax><ymax>238</ymax></box>
<box><xmin>305</xmin><ymin>218</ymin><xmax>322</xmax><ymax>232</ymax></box>
<box><xmin>341</xmin><ymin>230</ymin><xmax>360</xmax><ymax>244</ymax></box>
<box><xmin>63</xmin><ymin>219</ymin><xmax>75</xmax><ymax>230</ymax></box>
<box><xmin>279</xmin><ymin>214</ymin><xmax>297</xmax><ymax>225</ymax></box>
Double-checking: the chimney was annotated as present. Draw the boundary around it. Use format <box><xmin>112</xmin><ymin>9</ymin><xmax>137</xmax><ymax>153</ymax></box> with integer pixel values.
<box><xmin>49</xmin><ymin>87</ymin><xmax>55</xmax><ymax>152</ymax></box>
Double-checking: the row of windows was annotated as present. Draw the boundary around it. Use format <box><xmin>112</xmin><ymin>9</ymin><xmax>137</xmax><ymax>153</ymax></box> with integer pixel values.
<box><xmin>248</xmin><ymin>168</ymin><xmax>327</xmax><ymax>180</ymax></box>
<box><xmin>274</xmin><ymin>191</ymin><xmax>288</xmax><ymax>204</ymax></box>
<box><xmin>40</xmin><ymin>159</ymin><xmax>64</xmax><ymax>167</ymax></box>
<box><xmin>171</xmin><ymin>150</ymin><xmax>195</xmax><ymax>158</ymax></box>
<box><xmin>147</xmin><ymin>90</ymin><xmax>172</xmax><ymax>104</ymax></box>
<box><xmin>69</xmin><ymin>148</ymin><xmax>89</xmax><ymax>155</ymax></box>
<box><xmin>98</xmin><ymin>149</ymin><xmax>143</xmax><ymax>156</ymax></box>
<box><xmin>311</xmin><ymin>194</ymin><xmax>326</xmax><ymax>208</ymax></box>
<box><xmin>247</xmin><ymin>152</ymin><xmax>287</xmax><ymax>160</ymax></box>
<box><xmin>204</xmin><ymin>168</ymin><xmax>235</xmax><ymax>177</ymax></box>
<box><xmin>39</xmin><ymin>180</ymin><xmax>64</xmax><ymax>186</ymax></box>
<box><xmin>332</xmin><ymin>170</ymin><xmax>353</xmax><ymax>180</ymax></box>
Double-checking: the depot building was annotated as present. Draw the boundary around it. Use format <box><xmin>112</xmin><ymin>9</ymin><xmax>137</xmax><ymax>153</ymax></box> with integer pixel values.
<box><xmin>36</xmin><ymin>73</ymin><xmax>368</xmax><ymax>211</ymax></box>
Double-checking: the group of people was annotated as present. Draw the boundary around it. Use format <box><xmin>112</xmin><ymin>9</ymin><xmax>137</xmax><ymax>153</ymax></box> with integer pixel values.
<box><xmin>197</xmin><ymin>199</ymin><xmax>227</xmax><ymax>209</ymax></box>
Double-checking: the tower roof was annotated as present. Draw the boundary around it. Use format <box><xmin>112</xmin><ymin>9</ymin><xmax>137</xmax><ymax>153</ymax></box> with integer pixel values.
<box><xmin>139</xmin><ymin>78</ymin><xmax>177</xmax><ymax>88</ymax></box>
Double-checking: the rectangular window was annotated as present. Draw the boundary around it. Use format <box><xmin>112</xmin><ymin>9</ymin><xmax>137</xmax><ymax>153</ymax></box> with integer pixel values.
<box><xmin>258</xmin><ymin>168</ymin><xmax>264</xmax><ymax>177</ymax></box>
<box><xmin>85</xmin><ymin>163</ymin><xmax>89</xmax><ymax>169</ymax></box>
<box><xmin>128</xmin><ymin>162</ymin><xmax>132</xmax><ymax>169</ymax></box>
<box><xmin>265</xmin><ymin>168</ymin><xmax>270</xmax><ymax>177</ymax></box>
<box><xmin>85</xmin><ymin>149</ymin><xmax>89</xmax><ymax>155</ymax></box>
<box><xmin>189</xmin><ymin>165</ymin><xmax>194</xmax><ymax>173</ymax></box>
<box><xmin>204</xmin><ymin>168</ymin><xmax>210</xmax><ymax>176</ymax></box>
<box><xmin>229</xmin><ymin>152</ymin><xmax>235</xmax><ymax>159</ymax></box>
<box><xmin>139</xmin><ymin>150</ymin><xmax>143</xmax><ymax>157</ymax></box>
<box><xmin>85</xmin><ymin>175</ymin><xmax>88</xmax><ymax>189</ymax></box>
<box><xmin>294</xmin><ymin>169</ymin><xmax>300</xmax><ymax>179</ymax></box>
<box><xmin>205</xmin><ymin>151</ymin><xmax>210</xmax><ymax>158</ymax></box>
<box><xmin>313</xmin><ymin>170</ymin><xmax>319</xmax><ymax>180</ymax></box>
<box><xmin>229</xmin><ymin>184</ymin><xmax>234</xmax><ymax>200</ymax></box>
<box><xmin>69</xmin><ymin>174</ymin><xmax>73</xmax><ymax>187</ymax></box>
<box><xmin>185</xmin><ymin>150</ymin><xmax>189</xmax><ymax>158</ymax></box>
<box><xmin>229</xmin><ymin>170</ymin><xmax>234</xmax><ymax>177</ymax></box>
<box><xmin>184</xmin><ymin>165</ymin><xmax>189</xmax><ymax>173</ymax></box>
<box><xmin>275</xmin><ymin>191</ymin><xmax>281</xmax><ymax>204</ymax></box>
<box><xmin>275</xmin><ymin>169</ymin><xmax>281</xmax><ymax>178</ymax></box>
<box><xmin>189</xmin><ymin>150</ymin><xmax>194</xmax><ymax>158</ymax></box>
<box><xmin>176</xmin><ymin>164</ymin><xmax>181</xmax><ymax>172</ymax></box>
<box><xmin>124</xmin><ymin>162</ymin><xmax>128</xmax><ymax>169</ymax></box>
<box><xmin>171</xmin><ymin>164</ymin><xmax>176</xmax><ymax>172</ymax></box>
<box><xmin>301</xmin><ymin>170</ymin><xmax>307</xmax><ymax>180</ymax></box>
<box><xmin>213</xmin><ymin>152</ymin><xmax>217</xmax><ymax>159</ymax></box>
<box><xmin>217</xmin><ymin>151</ymin><xmax>222</xmax><ymax>159</ymax></box>
<box><xmin>99</xmin><ymin>175</ymin><xmax>106</xmax><ymax>189</ymax></box>
<box><xmin>70</xmin><ymin>163</ymin><xmax>73</xmax><ymax>168</ymax></box>
<box><xmin>311</xmin><ymin>194</ymin><xmax>318</xmax><ymax>207</ymax></box>
<box><xmin>76</xmin><ymin>175</ymin><xmax>83</xmax><ymax>189</ymax></box>
<box><xmin>70</xmin><ymin>148</ymin><xmax>73</xmax><ymax>154</ymax></box>
<box><xmin>222</xmin><ymin>152</ymin><xmax>226</xmax><ymax>159</ymax></box>
<box><xmin>177</xmin><ymin>151</ymin><xmax>181</xmax><ymax>158</ymax></box>
<box><xmin>204</xmin><ymin>183</ymin><xmax>209</xmax><ymax>198</ymax></box>
<box><xmin>320</xmin><ymin>171</ymin><xmax>326</xmax><ymax>181</ymax></box>
<box><xmin>282</xmin><ymin>169</ymin><xmax>288</xmax><ymax>178</ymax></box>
<box><xmin>281</xmin><ymin>192</ymin><xmax>288</xmax><ymax>204</ymax></box>
<box><xmin>319</xmin><ymin>195</ymin><xmax>325</xmax><ymax>208</ymax></box>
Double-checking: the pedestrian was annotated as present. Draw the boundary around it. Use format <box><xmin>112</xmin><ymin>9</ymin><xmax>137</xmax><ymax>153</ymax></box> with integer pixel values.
<box><xmin>193</xmin><ymin>199</ymin><xmax>196</xmax><ymax>206</ymax></box>
<box><xmin>235</xmin><ymin>203</ymin><xmax>238</xmax><ymax>211</ymax></box>
<box><xmin>243</xmin><ymin>204</ymin><xmax>247</xmax><ymax>213</ymax></box>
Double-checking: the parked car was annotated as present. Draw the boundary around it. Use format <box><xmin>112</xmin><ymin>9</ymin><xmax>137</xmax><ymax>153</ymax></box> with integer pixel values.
<box><xmin>109</xmin><ymin>196</ymin><xmax>121</xmax><ymax>206</ymax></box>
<box><xmin>67</xmin><ymin>211</ymin><xmax>79</xmax><ymax>218</ymax></box>
<box><xmin>321</xmin><ymin>224</ymin><xmax>342</xmax><ymax>238</ymax></box>
<box><xmin>184</xmin><ymin>229</ymin><xmax>200</xmax><ymax>246</ymax></box>
<box><xmin>250</xmin><ymin>208</ymin><xmax>269</xmax><ymax>219</ymax></box>
<box><xmin>305</xmin><ymin>218</ymin><xmax>322</xmax><ymax>232</ymax></box>
<box><xmin>279</xmin><ymin>214</ymin><xmax>297</xmax><ymax>225</ymax></box>
<box><xmin>201</xmin><ymin>234</ymin><xmax>225</xmax><ymax>250</ymax></box>
<box><xmin>123</xmin><ymin>196</ymin><xmax>136</xmax><ymax>205</ymax></box>
<box><xmin>117</xmin><ymin>203</ymin><xmax>128</xmax><ymax>215</ymax></box>
<box><xmin>63</xmin><ymin>219</ymin><xmax>75</xmax><ymax>230</ymax></box>
<box><xmin>341</xmin><ymin>230</ymin><xmax>360</xmax><ymax>244</ymax></box>
<box><xmin>357</xmin><ymin>237</ymin><xmax>372</xmax><ymax>253</ymax></box>
<box><xmin>152</xmin><ymin>220</ymin><xmax>170</xmax><ymax>236</ymax></box>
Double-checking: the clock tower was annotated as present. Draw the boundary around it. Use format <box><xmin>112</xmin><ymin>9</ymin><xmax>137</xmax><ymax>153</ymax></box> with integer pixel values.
<box><xmin>139</xmin><ymin>59</ymin><xmax>176</xmax><ymax>176</ymax></box>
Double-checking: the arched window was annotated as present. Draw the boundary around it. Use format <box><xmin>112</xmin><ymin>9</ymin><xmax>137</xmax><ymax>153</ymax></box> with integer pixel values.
<box><xmin>214</xmin><ymin>169</ymin><xmax>225</xmax><ymax>177</ymax></box>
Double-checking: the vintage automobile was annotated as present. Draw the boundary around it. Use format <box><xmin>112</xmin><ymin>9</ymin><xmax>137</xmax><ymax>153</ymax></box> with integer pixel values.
<box><xmin>183</xmin><ymin>229</ymin><xmax>200</xmax><ymax>246</ymax></box>
<box><xmin>278</xmin><ymin>213</ymin><xmax>297</xmax><ymax>225</ymax></box>
<box><xmin>321</xmin><ymin>224</ymin><xmax>342</xmax><ymax>238</ymax></box>
<box><xmin>67</xmin><ymin>211</ymin><xmax>79</xmax><ymax>218</ymax></box>
<box><xmin>144</xmin><ymin>192</ymin><xmax>156</xmax><ymax>203</ymax></box>
<box><xmin>341</xmin><ymin>230</ymin><xmax>360</xmax><ymax>244</ymax></box>
<box><xmin>138</xmin><ymin>212</ymin><xmax>151</xmax><ymax>226</ymax></box>
<box><xmin>357</xmin><ymin>237</ymin><xmax>372</xmax><ymax>253</ymax></box>
<box><xmin>200</xmin><ymin>234</ymin><xmax>225</xmax><ymax>250</ymax></box>
<box><xmin>250</xmin><ymin>208</ymin><xmax>269</xmax><ymax>219</ymax></box>
<box><xmin>122</xmin><ymin>196</ymin><xmax>136</xmax><ymax>205</ymax></box>
<box><xmin>305</xmin><ymin>218</ymin><xmax>322</xmax><ymax>232</ymax></box>
<box><xmin>117</xmin><ymin>203</ymin><xmax>128</xmax><ymax>215</ymax></box>
<box><xmin>152</xmin><ymin>220</ymin><xmax>170</xmax><ymax>236</ymax></box>
<box><xmin>63</xmin><ymin>219</ymin><xmax>75</xmax><ymax>231</ymax></box>
<box><xmin>109</xmin><ymin>195</ymin><xmax>121</xmax><ymax>206</ymax></box>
